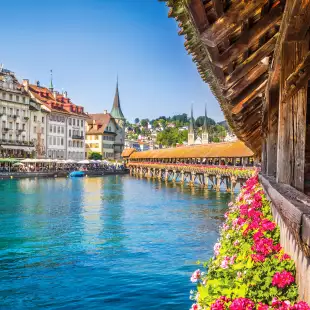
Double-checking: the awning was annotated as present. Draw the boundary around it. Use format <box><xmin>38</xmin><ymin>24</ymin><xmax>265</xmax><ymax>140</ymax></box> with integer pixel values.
<box><xmin>1</xmin><ymin>145</ymin><xmax>35</xmax><ymax>152</ymax></box>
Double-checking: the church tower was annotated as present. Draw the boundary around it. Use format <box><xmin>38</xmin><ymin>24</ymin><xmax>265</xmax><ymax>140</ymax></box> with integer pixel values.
<box><xmin>188</xmin><ymin>105</ymin><xmax>195</xmax><ymax>145</ymax></box>
<box><xmin>110</xmin><ymin>78</ymin><xmax>126</xmax><ymax>158</ymax></box>
<box><xmin>202</xmin><ymin>104</ymin><xmax>209</xmax><ymax>144</ymax></box>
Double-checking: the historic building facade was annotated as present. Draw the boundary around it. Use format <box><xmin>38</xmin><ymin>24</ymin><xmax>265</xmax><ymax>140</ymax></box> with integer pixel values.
<box><xmin>0</xmin><ymin>68</ymin><xmax>36</xmax><ymax>158</ymax></box>
<box><xmin>86</xmin><ymin>81</ymin><xmax>126</xmax><ymax>160</ymax></box>
<box><xmin>27</xmin><ymin>80</ymin><xmax>88</xmax><ymax>160</ymax></box>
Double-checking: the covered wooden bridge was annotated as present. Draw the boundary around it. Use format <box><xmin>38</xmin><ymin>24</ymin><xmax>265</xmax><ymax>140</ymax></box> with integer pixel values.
<box><xmin>161</xmin><ymin>0</ymin><xmax>310</xmax><ymax>300</ymax></box>
<box><xmin>123</xmin><ymin>141</ymin><xmax>256</xmax><ymax>191</ymax></box>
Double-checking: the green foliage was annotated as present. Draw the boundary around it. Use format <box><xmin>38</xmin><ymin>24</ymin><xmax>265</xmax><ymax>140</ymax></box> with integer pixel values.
<box><xmin>88</xmin><ymin>152</ymin><xmax>102</xmax><ymax>160</ymax></box>
<box><xmin>156</xmin><ymin>128</ymin><xmax>188</xmax><ymax>147</ymax></box>
<box><xmin>140</xmin><ymin>119</ymin><xmax>148</xmax><ymax>127</ymax></box>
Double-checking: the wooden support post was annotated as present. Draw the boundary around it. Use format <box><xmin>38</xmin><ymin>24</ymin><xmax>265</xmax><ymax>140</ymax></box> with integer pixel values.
<box><xmin>277</xmin><ymin>40</ymin><xmax>308</xmax><ymax>192</ymax></box>
<box><xmin>216</xmin><ymin>175</ymin><xmax>221</xmax><ymax>191</ymax></box>
<box><xmin>180</xmin><ymin>171</ymin><xmax>184</xmax><ymax>183</ymax></box>
<box><xmin>226</xmin><ymin>177</ymin><xmax>231</xmax><ymax>193</ymax></box>
<box><xmin>231</xmin><ymin>176</ymin><xmax>237</xmax><ymax>193</ymax></box>
<box><xmin>165</xmin><ymin>169</ymin><xmax>169</xmax><ymax>181</ymax></box>
<box><xmin>147</xmin><ymin>168</ymin><xmax>151</xmax><ymax>178</ymax></box>
<box><xmin>204</xmin><ymin>173</ymin><xmax>209</xmax><ymax>188</ymax></box>
<box><xmin>191</xmin><ymin>172</ymin><xmax>196</xmax><ymax>186</ymax></box>
<box><xmin>266</xmin><ymin>88</ymin><xmax>279</xmax><ymax>177</ymax></box>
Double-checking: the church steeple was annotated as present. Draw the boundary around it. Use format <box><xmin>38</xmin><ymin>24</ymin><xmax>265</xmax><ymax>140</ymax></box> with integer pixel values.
<box><xmin>110</xmin><ymin>77</ymin><xmax>125</xmax><ymax>119</ymax></box>
<box><xmin>202</xmin><ymin>103</ymin><xmax>209</xmax><ymax>144</ymax></box>
<box><xmin>188</xmin><ymin>104</ymin><xmax>195</xmax><ymax>145</ymax></box>
<box><xmin>49</xmin><ymin>70</ymin><xmax>54</xmax><ymax>91</ymax></box>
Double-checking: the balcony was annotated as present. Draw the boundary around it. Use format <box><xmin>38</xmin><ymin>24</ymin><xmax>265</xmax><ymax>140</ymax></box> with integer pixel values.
<box><xmin>72</xmin><ymin>134</ymin><xmax>84</xmax><ymax>140</ymax></box>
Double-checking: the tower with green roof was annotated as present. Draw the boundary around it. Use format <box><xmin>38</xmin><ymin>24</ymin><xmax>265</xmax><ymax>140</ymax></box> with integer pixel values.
<box><xmin>110</xmin><ymin>78</ymin><xmax>126</xmax><ymax>158</ymax></box>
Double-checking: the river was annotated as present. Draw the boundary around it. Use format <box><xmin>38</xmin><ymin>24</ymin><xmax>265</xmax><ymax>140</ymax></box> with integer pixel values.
<box><xmin>0</xmin><ymin>175</ymin><xmax>230</xmax><ymax>309</ymax></box>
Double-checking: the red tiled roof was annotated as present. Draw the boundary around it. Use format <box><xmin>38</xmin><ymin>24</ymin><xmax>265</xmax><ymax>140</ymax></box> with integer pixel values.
<box><xmin>86</xmin><ymin>113</ymin><xmax>117</xmax><ymax>134</ymax></box>
<box><xmin>28</xmin><ymin>84</ymin><xmax>88</xmax><ymax>117</ymax></box>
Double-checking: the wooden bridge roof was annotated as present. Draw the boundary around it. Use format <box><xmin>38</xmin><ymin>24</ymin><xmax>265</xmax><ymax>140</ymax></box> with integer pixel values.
<box><xmin>160</xmin><ymin>0</ymin><xmax>288</xmax><ymax>155</ymax></box>
<box><xmin>121</xmin><ymin>148</ymin><xmax>136</xmax><ymax>158</ymax></box>
<box><xmin>129</xmin><ymin>141</ymin><xmax>253</xmax><ymax>159</ymax></box>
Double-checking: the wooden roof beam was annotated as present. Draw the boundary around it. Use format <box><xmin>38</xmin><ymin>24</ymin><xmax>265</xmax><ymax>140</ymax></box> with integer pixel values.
<box><xmin>201</xmin><ymin>0</ymin><xmax>268</xmax><ymax>47</ymax></box>
<box><xmin>188</xmin><ymin>0</ymin><xmax>209</xmax><ymax>33</ymax></box>
<box><xmin>212</xmin><ymin>0</ymin><xmax>224</xmax><ymax>17</ymax></box>
<box><xmin>232</xmin><ymin>80</ymin><xmax>267</xmax><ymax>114</ymax></box>
<box><xmin>267</xmin><ymin>0</ymin><xmax>310</xmax><ymax>90</ymax></box>
<box><xmin>227</xmin><ymin>33</ymin><xmax>278</xmax><ymax>86</ymax></box>
<box><xmin>232</xmin><ymin>73</ymin><xmax>268</xmax><ymax>106</ymax></box>
<box><xmin>224</xmin><ymin>63</ymin><xmax>269</xmax><ymax>96</ymax></box>
<box><xmin>213</xmin><ymin>5</ymin><xmax>282</xmax><ymax>68</ymax></box>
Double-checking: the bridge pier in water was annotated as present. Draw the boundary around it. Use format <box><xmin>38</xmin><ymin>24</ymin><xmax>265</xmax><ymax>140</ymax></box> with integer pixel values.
<box><xmin>129</xmin><ymin>165</ymin><xmax>249</xmax><ymax>193</ymax></box>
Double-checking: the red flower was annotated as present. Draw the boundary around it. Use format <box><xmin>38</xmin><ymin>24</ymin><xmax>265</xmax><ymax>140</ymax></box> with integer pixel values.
<box><xmin>272</xmin><ymin>271</ymin><xmax>295</xmax><ymax>288</ymax></box>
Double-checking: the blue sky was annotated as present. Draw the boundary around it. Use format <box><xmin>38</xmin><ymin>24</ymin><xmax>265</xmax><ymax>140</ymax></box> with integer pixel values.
<box><xmin>1</xmin><ymin>0</ymin><xmax>224</xmax><ymax>122</ymax></box>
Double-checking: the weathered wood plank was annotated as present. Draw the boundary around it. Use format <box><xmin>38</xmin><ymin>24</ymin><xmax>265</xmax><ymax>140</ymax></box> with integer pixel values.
<box><xmin>189</xmin><ymin>0</ymin><xmax>209</xmax><ymax>33</ymax></box>
<box><xmin>227</xmin><ymin>34</ymin><xmax>278</xmax><ymax>86</ymax></box>
<box><xmin>214</xmin><ymin>5</ymin><xmax>282</xmax><ymax>68</ymax></box>
<box><xmin>277</xmin><ymin>39</ymin><xmax>308</xmax><ymax>191</ymax></box>
<box><xmin>266</xmin><ymin>88</ymin><xmax>279</xmax><ymax>177</ymax></box>
<box><xmin>212</xmin><ymin>0</ymin><xmax>224</xmax><ymax>17</ymax></box>
<box><xmin>201</xmin><ymin>0</ymin><xmax>268</xmax><ymax>47</ymax></box>
<box><xmin>232</xmin><ymin>80</ymin><xmax>267</xmax><ymax>114</ymax></box>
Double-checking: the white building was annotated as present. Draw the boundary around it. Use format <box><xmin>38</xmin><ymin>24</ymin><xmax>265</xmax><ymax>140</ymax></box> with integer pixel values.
<box><xmin>27</xmin><ymin>81</ymin><xmax>88</xmax><ymax>160</ymax></box>
<box><xmin>0</xmin><ymin>69</ymin><xmax>36</xmax><ymax>158</ymax></box>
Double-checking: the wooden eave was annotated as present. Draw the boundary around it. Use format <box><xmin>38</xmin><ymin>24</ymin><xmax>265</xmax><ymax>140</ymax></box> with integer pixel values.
<box><xmin>163</xmin><ymin>0</ymin><xmax>288</xmax><ymax>156</ymax></box>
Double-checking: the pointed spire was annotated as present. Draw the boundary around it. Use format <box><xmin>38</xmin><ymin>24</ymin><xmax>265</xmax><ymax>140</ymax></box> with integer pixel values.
<box><xmin>189</xmin><ymin>103</ymin><xmax>195</xmax><ymax>134</ymax></box>
<box><xmin>203</xmin><ymin>103</ymin><xmax>208</xmax><ymax>132</ymax></box>
<box><xmin>110</xmin><ymin>77</ymin><xmax>125</xmax><ymax>119</ymax></box>
<box><xmin>49</xmin><ymin>70</ymin><xmax>54</xmax><ymax>91</ymax></box>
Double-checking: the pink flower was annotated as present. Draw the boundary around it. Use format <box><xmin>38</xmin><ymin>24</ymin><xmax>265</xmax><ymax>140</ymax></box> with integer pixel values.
<box><xmin>272</xmin><ymin>271</ymin><xmax>295</xmax><ymax>288</ymax></box>
<box><xmin>230</xmin><ymin>255</ymin><xmax>236</xmax><ymax>265</ymax></box>
<box><xmin>220</xmin><ymin>257</ymin><xmax>230</xmax><ymax>269</ymax></box>
<box><xmin>257</xmin><ymin>303</ymin><xmax>269</xmax><ymax>310</ymax></box>
<box><xmin>211</xmin><ymin>296</ymin><xmax>230</xmax><ymax>310</ymax></box>
<box><xmin>261</xmin><ymin>218</ymin><xmax>276</xmax><ymax>231</ymax></box>
<box><xmin>229</xmin><ymin>297</ymin><xmax>255</xmax><ymax>310</ymax></box>
<box><xmin>291</xmin><ymin>301</ymin><xmax>310</xmax><ymax>310</ymax></box>
<box><xmin>233</xmin><ymin>240</ymin><xmax>240</xmax><ymax>246</ymax></box>
<box><xmin>228</xmin><ymin>202</ymin><xmax>233</xmax><ymax>207</ymax></box>
<box><xmin>251</xmin><ymin>253</ymin><xmax>266</xmax><ymax>262</ymax></box>
<box><xmin>214</xmin><ymin>242</ymin><xmax>221</xmax><ymax>256</ymax></box>
<box><xmin>190</xmin><ymin>269</ymin><xmax>201</xmax><ymax>283</ymax></box>
<box><xmin>190</xmin><ymin>303</ymin><xmax>199</xmax><ymax>310</ymax></box>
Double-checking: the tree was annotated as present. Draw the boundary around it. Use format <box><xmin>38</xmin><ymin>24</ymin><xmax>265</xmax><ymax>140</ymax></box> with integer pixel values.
<box><xmin>89</xmin><ymin>152</ymin><xmax>102</xmax><ymax>160</ymax></box>
<box><xmin>134</xmin><ymin>118</ymin><xmax>140</xmax><ymax>124</ymax></box>
<box><xmin>156</xmin><ymin>128</ymin><xmax>188</xmax><ymax>147</ymax></box>
<box><xmin>140</xmin><ymin>119</ymin><xmax>148</xmax><ymax>128</ymax></box>
<box><xmin>134</xmin><ymin>127</ymin><xmax>141</xmax><ymax>134</ymax></box>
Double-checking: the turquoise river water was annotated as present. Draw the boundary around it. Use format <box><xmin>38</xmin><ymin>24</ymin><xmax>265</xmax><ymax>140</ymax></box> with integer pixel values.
<box><xmin>0</xmin><ymin>175</ymin><xmax>230</xmax><ymax>309</ymax></box>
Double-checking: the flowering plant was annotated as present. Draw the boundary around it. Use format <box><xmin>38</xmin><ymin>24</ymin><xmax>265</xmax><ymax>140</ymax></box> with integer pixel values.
<box><xmin>128</xmin><ymin>162</ymin><xmax>255</xmax><ymax>178</ymax></box>
<box><xmin>189</xmin><ymin>175</ymin><xmax>310</xmax><ymax>310</ymax></box>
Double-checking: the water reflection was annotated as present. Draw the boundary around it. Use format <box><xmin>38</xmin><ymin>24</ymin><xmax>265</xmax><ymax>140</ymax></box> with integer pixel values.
<box><xmin>0</xmin><ymin>175</ymin><xmax>230</xmax><ymax>309</ymax></box>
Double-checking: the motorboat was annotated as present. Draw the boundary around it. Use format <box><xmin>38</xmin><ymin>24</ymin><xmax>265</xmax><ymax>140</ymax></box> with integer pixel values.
<box><xmin>69</xmin><ymin>171</ymin><xmax>85</xmax><ymax>178</ymax></box>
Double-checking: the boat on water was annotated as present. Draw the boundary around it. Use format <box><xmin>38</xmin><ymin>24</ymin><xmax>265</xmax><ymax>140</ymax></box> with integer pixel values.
<box><xmin>69</xmin><ymin>171</ymin><xmax>85</xmax><ymax>178</ymax></box>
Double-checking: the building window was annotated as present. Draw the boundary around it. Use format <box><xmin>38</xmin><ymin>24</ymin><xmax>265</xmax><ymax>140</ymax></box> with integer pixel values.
<box><xmin>50</xmin><ymin>125</ymin><xmax>52</xmax><ymax>132</ymax></box>
<box><xmin>53</xmin><ymin>137</ymin><xmax>56</xmax><ymax>145</ymax></box>
<box><xmin>34</xmin><ymin>115</ymin><xmax>37</xmax><ymax>122</ymax></box>
<box><xmin>9</xmin><ymin>134</ymin><xmax>12</xmax><ymax>141</ymax></box>
<box><xmin>42</xmin><ymin>117</ymin><xmax>44</xmax><ymax>123</ymax></box>
<box><xmin>22</xmin><ymin>109</ymin><xmax>25</xmax><ymax>116</ymax></box>
<box><xmin>53</xmin><ymin>126</ymin><xmax>56</xmax><ymax>133</ymax></box>
<box><xmin>16</xmin><ymin>109</ymin><xmax>19</xmax><ymax>116</ymax></box>
<box><xmin>2</xmin><ymin>92</ymin><xmax>6</xmax><ymax>100</ymax></box>
<box><xmin>81</xmin><ymin>120</ymin><xmax>83</xmax><ymax>127</ymax></box>
<box><xmin>57</xmin><ymin>126</ymin><xmax>60</xmax><ymax>134</ymax></box>
<box><xmin>16</xmin><ymin>95</ymin><xmax>19</xmax><ymax>102</ymax></box>
<box><xmin>69</xmin><ymin>129</ymin><xmax>71</xmax><ymax>137</ymax></box>
<box><xmin>49</xmin><ymin>136</ymin><xmax>52</xmax><ymax>145</ymax></box>
<box><xmin>69</xmin><ymin>118</ymin><xmax>72</xmax><ymax>125</ymax></box>
<box><xmin>22</xmin><ymin>97</ymin><xmax>25</xmax><ymax>103</ymax></box>
<box><xmin>61</xmin><ymin>127</ymin><xmax>64</xmax><ymax>134</ymax></box>
<box><xmin>9</xmin><ymin>94</ymin><xmax>13</xmax><ymax>101</ymax></box>
<box><xmin>41</xmin><ymin>127</ymin><xmax>44</xmax><ymax>134</ymax></box>
<box><xmin>81</xmin><ymin>131</ymin><xmax>84</xmax><ymax>137</ymax></box>
<box><xmin>9</xmin><ymin>122</ymin><xmax>13</xmax><ymax>129</ymax></box>
<box><xmin>77</xmin><ymin>119</ymin><xmax>79</xmax><ymax>126</ymax></box>
<box><xmin>10</xmin><ymin>108</ymin><xmax>13</xmax><ymax>115</ymax></box>
<box><xmin>22</xmin><ymin>123</ymin><xmax>25</xmax><ymax>130</ymax></box>
<box><xmin>2</xmin><ymin>107</ymin><xmax>6</xmax><ymax>114</ymax></box>
<box><xmin>16</xmin><ymin>123</ymin><xmax>19</xmax><ymax>130</ymax></box>
<box><xmin>73</xmin><ymin>119</ymin><xmax>75</xmax><ymax>126</ymax></box>
<box><xmin>33</xmin><ymin>126</ymin><xmax>36</xmax><ymax>133</ymax></box>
